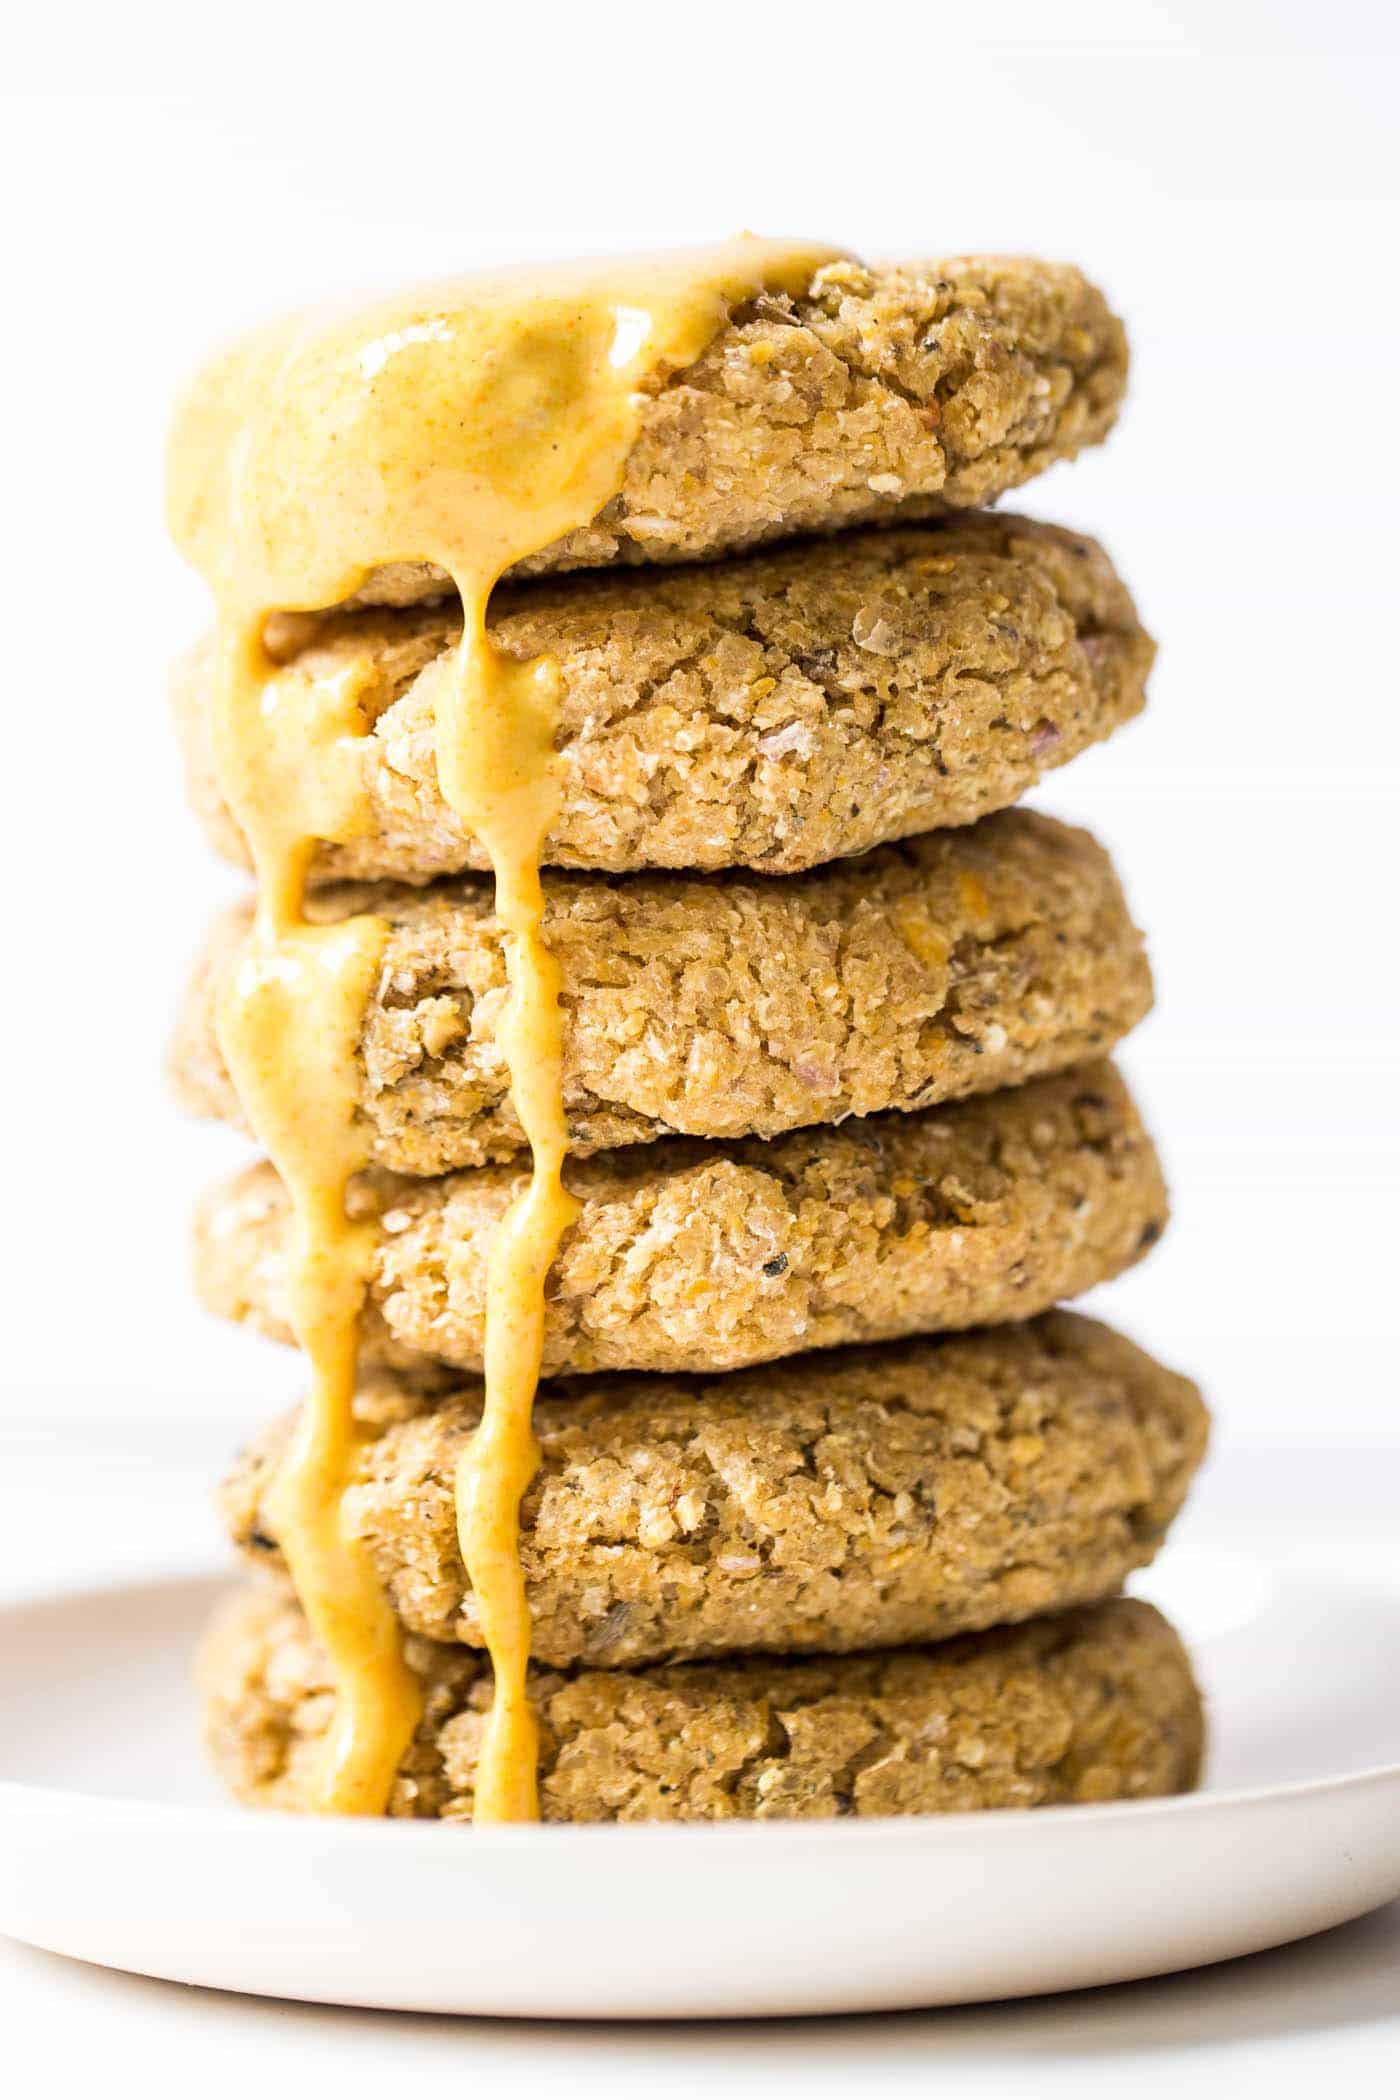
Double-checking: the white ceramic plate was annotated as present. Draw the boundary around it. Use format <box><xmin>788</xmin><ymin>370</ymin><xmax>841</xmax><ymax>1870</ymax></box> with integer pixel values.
<box><xmin>2</xmin><ymin>1543</ymin><xmax>1398</xmax><ymax>2019</ymax></box>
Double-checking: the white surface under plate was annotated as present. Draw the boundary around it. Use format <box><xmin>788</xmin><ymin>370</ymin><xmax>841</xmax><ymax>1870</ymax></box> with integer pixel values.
<box><xmin>2</xmin><ymin>1542</ymin><xmax>1398</xmax><ymax>2021</ymax></box>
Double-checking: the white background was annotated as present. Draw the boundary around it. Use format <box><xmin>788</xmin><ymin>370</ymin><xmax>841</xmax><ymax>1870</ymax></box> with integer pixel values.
<box><xmin>1</xmin><ymin>1</ymin><xmax>1398</xmax><ymax>2089</ymax></box>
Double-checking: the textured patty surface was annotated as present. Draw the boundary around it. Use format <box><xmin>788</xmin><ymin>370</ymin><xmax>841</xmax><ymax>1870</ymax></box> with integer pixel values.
<box><xmin>342</xmin><ymin>254</ymin><xmax>1127</xmax><ymax>595</ymax></box>
<box><xmin>171</xmin><ymin>810</ymin><xmax>1151</xmax><ymax>1175</ymax></box>
<box><xmin>174</xmin><ymin>515</ymin><xmax>1150</xmax><ymax>882</ymax></box>
<box><xmin>195</xmin><ymin>1063</ymin><xmax>1167</xmax><ymax>1380</ymax></box>
<box><xmin>200</xmin><ymin>1589</ymin><xmax>1201</xmax><ymax>1822</ymax></box>
<box><xmin>223</xmin><ymin>1312</ymin><xmax>1207</xmax><ymax>1668</ymax></box>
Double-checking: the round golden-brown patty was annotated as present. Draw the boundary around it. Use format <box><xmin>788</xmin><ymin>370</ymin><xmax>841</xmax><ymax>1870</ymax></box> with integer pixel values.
<box><xmin>222</xmin><ymin>1311</ymin><xmax>1206</xmax><ymax>1668</ymax></box>
<box><xmin>342</xmin><ymin>253</ymin><xmax>1128</xmax><ymax>594</ymax></box>
<box><xmin>170</xmin><ymin>809</ymin><xmax>1151</xmax><ymax>1175</ymax></box>
<box><xmin>173</xmin><ymin>514</ymin><xmax>1151</xmax><ymax>881</ymax></box>
<box><xmin>194</xmin><ymin>1063</ymin><xmax>1168</xmax><ymax>1381</ymax></box>
<box><xmin>200</xmin><ymin>1588</ymin><xmax>1201</xmax><ymax>1823</ymax></box>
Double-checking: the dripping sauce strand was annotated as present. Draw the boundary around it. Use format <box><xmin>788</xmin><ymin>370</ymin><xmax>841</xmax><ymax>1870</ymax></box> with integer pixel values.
<box><xmin>170</xmin><ymin>239</ymin><xmax>841</xmax><ymax>1821</ymax></box>
<box><xmin>209</xmin><ymin>615</ymin><xmax>423</xmax><ymax>1814</ymax></box>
